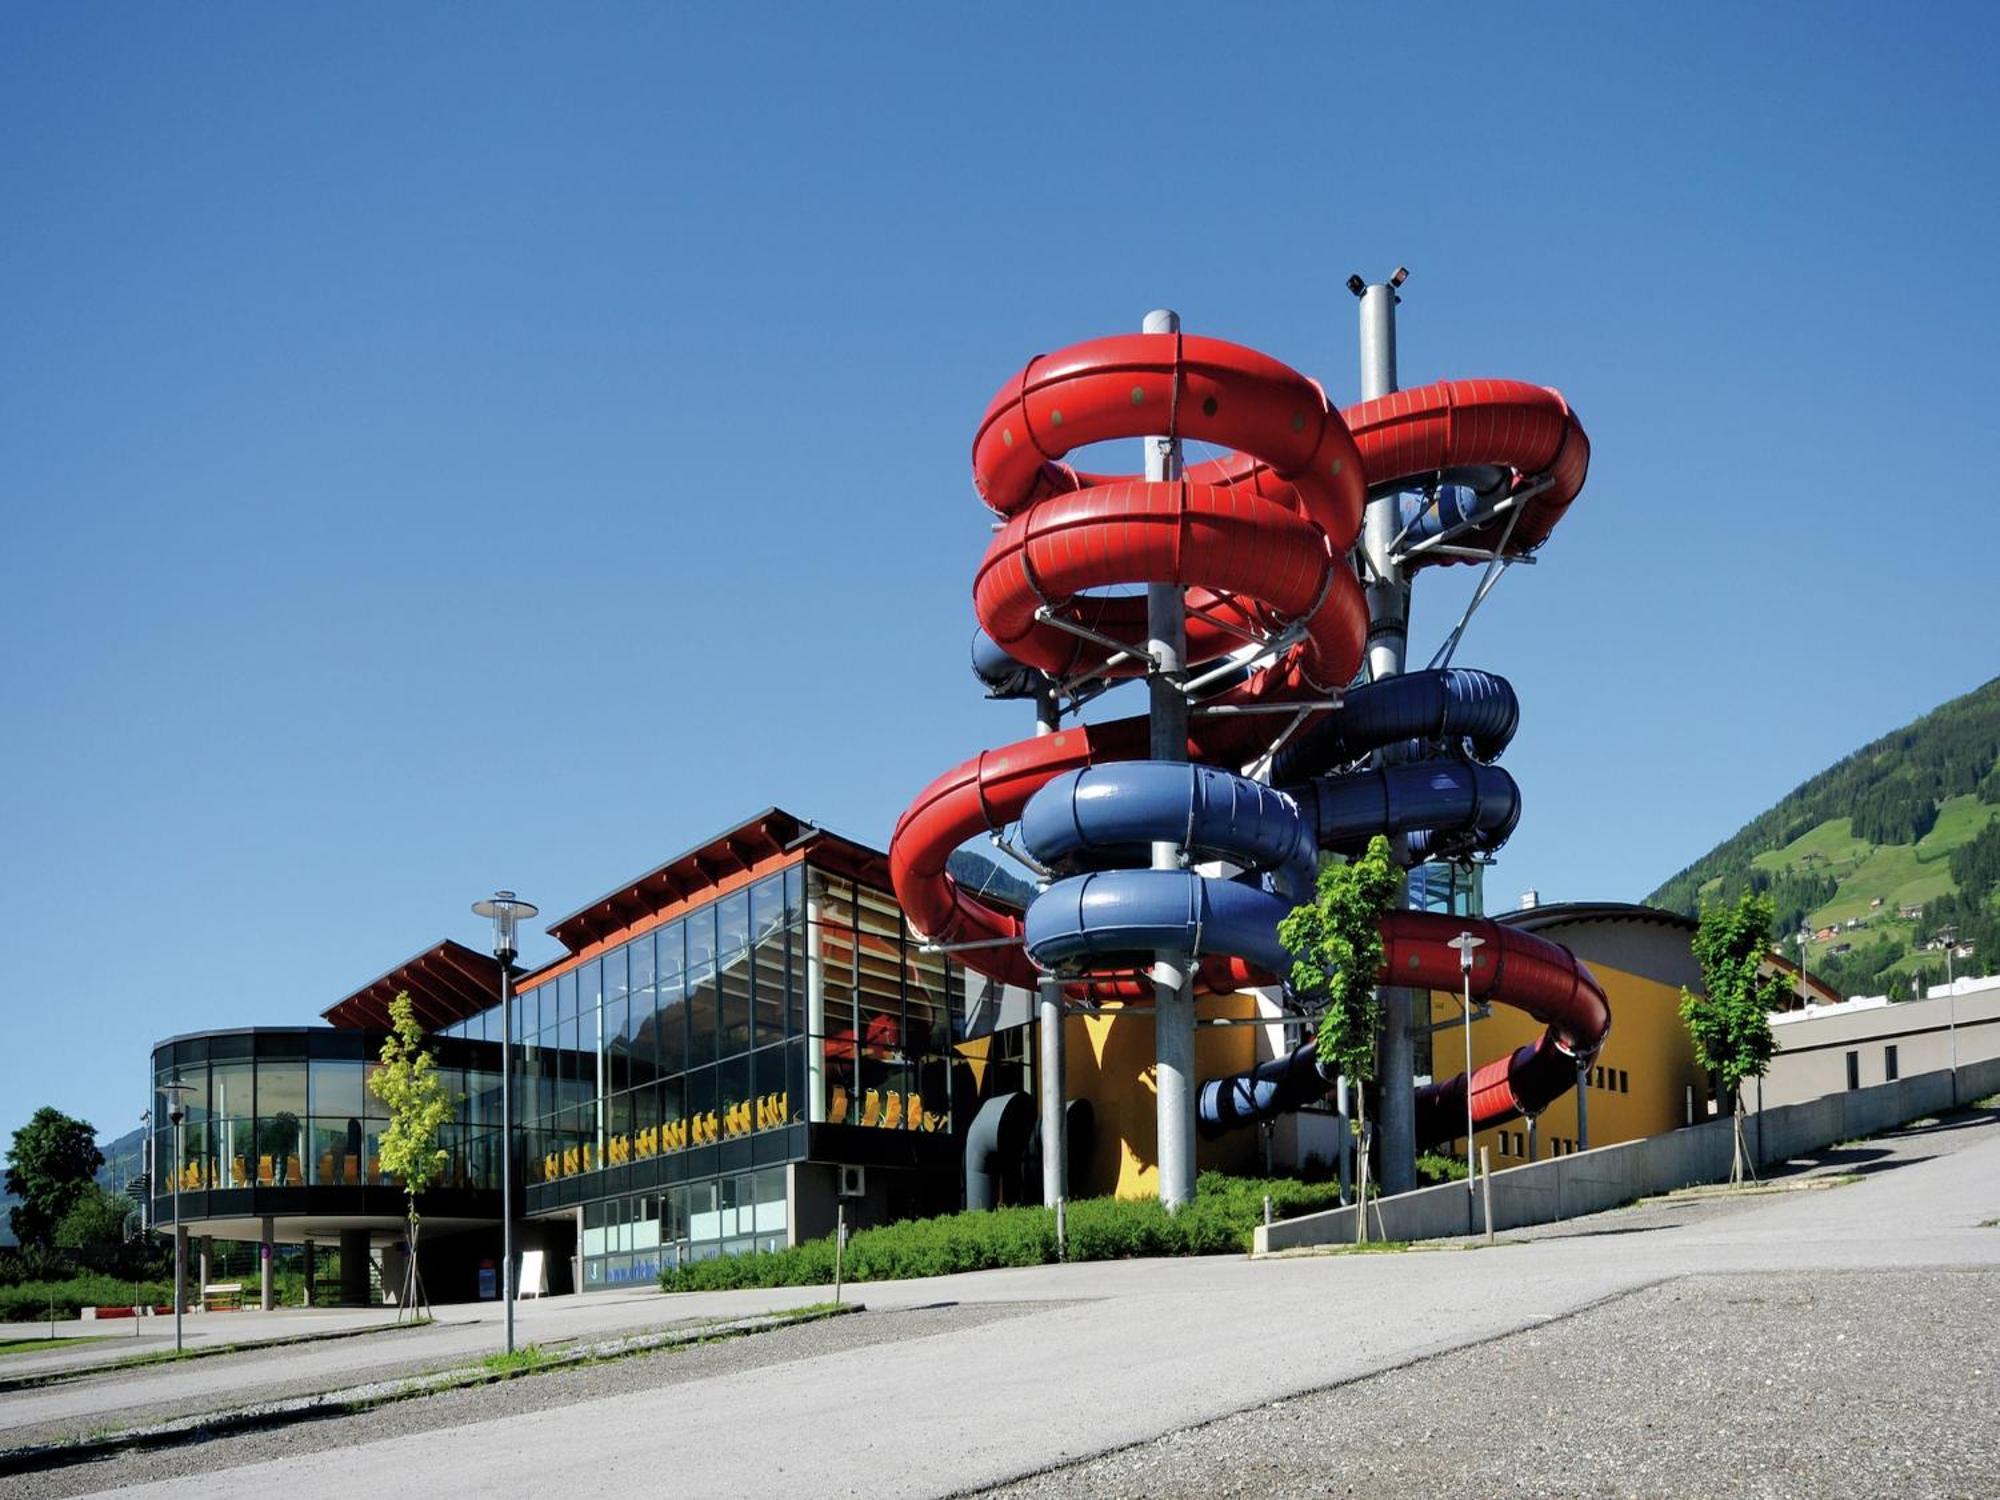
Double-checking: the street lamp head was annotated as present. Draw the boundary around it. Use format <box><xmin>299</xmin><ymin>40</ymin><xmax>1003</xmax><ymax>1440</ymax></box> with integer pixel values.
<box><xmin>160</xmin><ymin>1078</ymin><xmax>195</xmax><ymax>1127</ymax></box>
<box><xmin>473</xmin><ymin>890</ymin><xmax>539</xmax><ymax>961</ymax></box>
<box><xmin>1446</xmin><ymin>931</ymin><xmax>1486</xmax><ymax>973</ymax></box>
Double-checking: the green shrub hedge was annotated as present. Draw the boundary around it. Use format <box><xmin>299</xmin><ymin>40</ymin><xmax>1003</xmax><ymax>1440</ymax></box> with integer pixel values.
<box><xmin>660</xmin><ymin>1172</ymin><xmax>1342</xmax><ymax>1294</ymax></box>
<box><xmin>0</xmin><ymin>1275</ymin><xmax>172</xmax><ymax>1323</ymax></box>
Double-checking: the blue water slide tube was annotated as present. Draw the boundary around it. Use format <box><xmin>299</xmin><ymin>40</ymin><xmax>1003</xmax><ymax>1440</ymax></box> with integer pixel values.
<box><xmin>971</xmin><ymin>627</ymin><xmax>1045</xmax><ymax>700</ymax></box>
<box><xmin>1022</xmin><ymin>868</ymin><xmax>1295</xmax><ymax>975</ymax></box>
<box><xmin>1272</xmin><ymin>668</ymin><xmax>1519</xmax><ymax>783</ymax></box>
<box><xmin>1197</xmin><ymin>1042</ymin><xmax>1330</xmax><ymax>1138</ymax></box>
<box><xmin>1021</xmin><ymin>763</ymin><xmax>1317</xmax><ymax>897</ymax></box>
<box><xmin>1386</xmin><ymin>471</ymin><xmax>1510</xmax><ymax>549</ymax></box>
<box><xmin>1288</xmin><ymin>761</ymin><xmax>1522</xmax><ymax>863</ymax></box>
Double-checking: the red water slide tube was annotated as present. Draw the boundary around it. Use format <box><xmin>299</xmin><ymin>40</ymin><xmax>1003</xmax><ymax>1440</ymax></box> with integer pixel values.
<box><xmin>888</xmin><ymin>332</ymin><xmax>1606</xmax><ymax>1143</ymax></box>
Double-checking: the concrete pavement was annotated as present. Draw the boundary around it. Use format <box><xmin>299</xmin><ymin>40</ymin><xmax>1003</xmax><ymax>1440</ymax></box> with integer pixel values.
<box><xmin>14</xmin><ymin>1109</ymin><xmax>1999</xmax><ymax>1498</ymax></box>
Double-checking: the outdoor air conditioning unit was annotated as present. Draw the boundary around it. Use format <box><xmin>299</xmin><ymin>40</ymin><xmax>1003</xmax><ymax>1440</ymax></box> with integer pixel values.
<box><xmin>838</xmin><ymin>1164</ymin><xmax>866</xmax><ymax>1200</ymax></box>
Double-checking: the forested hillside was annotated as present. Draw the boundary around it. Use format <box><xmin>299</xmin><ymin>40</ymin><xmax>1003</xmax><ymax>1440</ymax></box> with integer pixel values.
<box><xmin>1647</xmin><ymin>676</ymin><xmax>2000</xmax><ymax>997</ymax></box>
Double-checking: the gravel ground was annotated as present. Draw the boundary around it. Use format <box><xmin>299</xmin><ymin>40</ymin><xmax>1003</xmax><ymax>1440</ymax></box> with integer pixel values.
<box><xmin>984</xmin><ymin>1268</ymin><xmax>2000</xmax><ymax>1499</ymax></box>
<box><xmin>11</xmin><ymin>1301</ymin><xmax>1049</xmax><ymax>1499</ymax></box>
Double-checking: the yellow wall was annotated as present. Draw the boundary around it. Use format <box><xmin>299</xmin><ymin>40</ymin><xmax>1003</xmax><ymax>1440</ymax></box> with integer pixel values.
<box><xmin>1425</xmin><ymin>959</ymin><xmax>1708</xmax><ymax>1168</ymax></box>
<box><xmin>1050</xmin><ymin>991</ymin><xmax>1267</xmax><ymax>1199</ymax></box>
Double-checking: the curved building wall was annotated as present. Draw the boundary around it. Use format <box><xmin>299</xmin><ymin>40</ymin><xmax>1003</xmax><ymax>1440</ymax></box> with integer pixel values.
<box><xmin>148</xmin><ymin>1027</ymin><xmax>504</xmax><ymax>1232</ymax></box>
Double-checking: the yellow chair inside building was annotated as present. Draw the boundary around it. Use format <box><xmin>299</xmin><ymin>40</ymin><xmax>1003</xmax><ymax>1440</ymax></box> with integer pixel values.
<box><xmin>860</xmin><ymin>1090</ymin><xmax>881</xmax><ymax>1128</ymax></box>
<box><xmin>828</xmin><ymin>1086</ymin><xmax>849</xmax><ymax>1125</ymax></box>
<box><xmin>881</xmin><ymin>1092</ymin><xmax>904</xmax><ymax>1130</ymax></box>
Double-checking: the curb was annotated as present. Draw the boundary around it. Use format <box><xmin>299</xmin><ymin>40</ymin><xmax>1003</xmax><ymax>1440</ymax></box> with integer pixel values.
<box><xmin>0</xmin><ymin>1302</ymin><xmax>859</xmax><ymax>1477</ymax></box>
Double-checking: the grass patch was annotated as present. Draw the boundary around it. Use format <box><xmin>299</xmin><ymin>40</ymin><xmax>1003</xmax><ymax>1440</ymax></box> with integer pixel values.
<box><xmin>660</xmin><ymin>1172</ymin><xmax>1343</xmax><ymax>1294</ymax></box>
<box><xmin>0</xmin><ymin>1336</ymin><xmax>113</xmax><ymax>1357</ymax></box>
<box><xmin>0</xmin><ymin>1278</ymin><xmax>171</xmax><ymax>1324</ymax></box>
<box><xmin>480</xmin><ymin>1343</ymin><xmax>549</xmax><ymax>1375</ymax></box>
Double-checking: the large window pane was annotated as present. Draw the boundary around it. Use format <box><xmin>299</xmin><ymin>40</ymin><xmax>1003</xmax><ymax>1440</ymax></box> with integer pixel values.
<box><xmin>750</xmin><ymin>874</ymin><xmax>786</xmax><ymax>946</ymax></box>
<box><xmin>717</xmin><ymin>890</ymin><xmax>750</xmax><ymax>957</ymax></box>
<box><xmin>718</xmin><ymin>948</ymin><xmax>752</xmax><ymax>1059</ymax></box>
<box><xmin>750</xmin><ymin>928</ymin><xmax>787</xmax><ymax>1048</ymax></box>
<box><xmin>309</xmin><ymin>1059</ymin><xmax>365</xmax><ymax>1120</ymax></box>
<box><xmin>686</xmin><ymin>960</ymin><xmax>719</xmax><ymax>1069</ymax></box>
<box><xmin>687</xmin><ymin>905</ymin><xmax>716</xmax><ymax>973</ymax></box>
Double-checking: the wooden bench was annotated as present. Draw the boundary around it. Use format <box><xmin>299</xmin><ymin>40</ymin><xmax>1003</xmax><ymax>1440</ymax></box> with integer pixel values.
<box><xmin>202</xmin><ymin>1281</ymin><xmax>244</xmax><ymax>1311</ymax></box>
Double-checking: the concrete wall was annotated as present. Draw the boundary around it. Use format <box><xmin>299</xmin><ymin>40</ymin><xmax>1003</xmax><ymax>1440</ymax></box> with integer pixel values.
<box><xmin>1255</xmin><ymin>1055</ymin><xmax>2000</xmax><ymax>1255</ymax></box>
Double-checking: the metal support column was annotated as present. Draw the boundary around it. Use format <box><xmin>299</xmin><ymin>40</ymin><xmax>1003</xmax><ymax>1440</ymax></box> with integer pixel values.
<box><xmin>1353</xmin><ymin>269</ymin><xmax>1417</xmax><ymax>1197</ymax></box>
<box><xmin>1035</xmin><ymin>682</ymin><xmax>1069</xmax><ymax>1212</ymax></box>
<box><xmin>260</xmin><ymin>1216</ymin><xmax>275</xmax><ymax>1310</ymax></box>
<box><xmin>1577</xmin><ymin>1062</ymin><xmax>1590</xmax><ymax>1152</ymax></box>
<box><xmin>1145</xmin><ymin>306</ymin><xmax>1197</xmax><ymax>1211</ymax></box>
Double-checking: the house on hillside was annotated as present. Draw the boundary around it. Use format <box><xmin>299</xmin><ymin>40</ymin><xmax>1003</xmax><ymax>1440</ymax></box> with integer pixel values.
<box><xmin>1898</xmin><ymin>902</ymin><xmax>1925</xmax><ymax>919</ymax></box>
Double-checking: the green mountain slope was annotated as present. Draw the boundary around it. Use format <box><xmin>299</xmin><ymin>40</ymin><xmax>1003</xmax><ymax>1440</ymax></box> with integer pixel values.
<box><xmin>1647</xmin><ymin>676</ymin><xmax>2000</xmax><ymax>997</ymax></box>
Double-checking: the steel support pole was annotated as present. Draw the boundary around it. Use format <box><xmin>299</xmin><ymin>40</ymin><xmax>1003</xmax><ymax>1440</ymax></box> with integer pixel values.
<box><xmin>1145</xmin><ymin>306</ymin><xmax>1196</xmax><ymax>1212</ymax></box>
<box><xmin>171</xmin><ymin>1120</ymin><xmax>184</xmax><ymax>1353</ymax></box>
<box><xmin>1034</xmin><ymin>682</ymin><xmax>1069</xmax><ymax>1216</ymax></box>
<box><xmin>499</xmin><ymin>955</ymin><xmax>516</xmax><ymax>1356</ymax></box>
<box><xmin>1576</xmin><ymin>1061</ymin><xmax>1590</xmax><ymax>1152</ymax></box>
<box><xmin>1463</xmin><ymin>974</ymin><xmax>1476</xmax><ymax>1195</ymax></box>
<box><xmin>1356</xmin><ymin>275</ymin><xmax>1417</xmax><ymax>1196</ymax></box>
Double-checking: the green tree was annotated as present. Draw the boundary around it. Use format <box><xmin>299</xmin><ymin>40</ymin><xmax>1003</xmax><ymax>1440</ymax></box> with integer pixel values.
<box><xmin>53</xmin><ymin>1185</ymin><xmax>136</xmax><ymax>1271</ymax></box>
<box><xmin>1278</xmin><ymin>836</ymin><xmax>1401</xmax><ymax>1235</ymax></box>
<box><xmin>1679</xmin><ymin>891</ymin><xmax>1786</xmax><ymax>1183</ymax></box>
<box><xmin>5</xmin><ymin>1108</ymin><xmax>105</xmax><ymax>1250</ymax></box>
<box><xmin>367</xmin><ymin>992</ymin><xmax>456</xmax><ymax>1316</ymax></box>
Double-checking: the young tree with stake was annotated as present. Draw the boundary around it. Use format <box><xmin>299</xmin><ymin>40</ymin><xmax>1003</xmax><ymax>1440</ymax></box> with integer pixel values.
<box><xmin>1278</xmin><ymin>835</ymin><xmax>1401</xmax><ymax>1241</ymax></box>
<box><xmin>368</xmin><ymin>992</ymin><xmax>456</xmax><ymax>1318</ymax></box>
<box><xmin>1679</xmin><ymin>891</ymin><xmax>1785</xmax><ymax>1184</ymax></box>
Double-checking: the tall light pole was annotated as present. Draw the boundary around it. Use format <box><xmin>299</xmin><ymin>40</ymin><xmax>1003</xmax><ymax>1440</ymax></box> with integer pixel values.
<box><xmin>1446</xmin><ymin>932</ymin><xmax>1484</xmax><ymax>1201</ymax></box>
<box><xmin>159</xmin><ymin>1079</ymin><xmax>195</xmax><ymax>1353</ymax></box>
<box><xmin>473</xmin><ymin>890</ymin><xmax>537</xmax><ymax>1357</ymax></box>
<box><xmin>1796</xmin><ymin>927</ymin><xmax>1811</xmax><ymax>1010</ymax></box>
<box><xmin>139</xmin><ymin>1109</ymin><xmax>152</xmax><ymax>1236</ymax></box>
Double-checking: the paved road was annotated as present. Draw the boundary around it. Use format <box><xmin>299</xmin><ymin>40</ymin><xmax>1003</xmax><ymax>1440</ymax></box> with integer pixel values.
<box><xmin>19</xmin><ymin>1111</ymin><xmax>2000</xmax><ymax>1498</ymax></box>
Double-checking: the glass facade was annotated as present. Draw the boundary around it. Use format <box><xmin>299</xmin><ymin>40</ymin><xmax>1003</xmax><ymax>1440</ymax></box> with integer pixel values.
<box><xmin>440</xmin><ymin>858</ymin><xmax>978</xmax><ymax>1287</ymax></box>
<box><xmin>580</xmin><ymin>1167</ymin><xmax>788</xmax><ymax>1288</ymax></box>
<box><xmin>472</xmin><ymin>862</ymin><xmax>963</xmax><ymax>1201</ymax></box>
<box><xmin>149</xmin><ymin>1029</ymin><xmax>504</xmax><ymax>1200</ymax></box>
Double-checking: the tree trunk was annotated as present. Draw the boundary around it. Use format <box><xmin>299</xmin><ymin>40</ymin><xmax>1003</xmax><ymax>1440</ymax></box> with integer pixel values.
<box><xmin>1355</xmin><ymin>1089</ymin><xmax>1369</xmax><ymax>1246</ymax></box>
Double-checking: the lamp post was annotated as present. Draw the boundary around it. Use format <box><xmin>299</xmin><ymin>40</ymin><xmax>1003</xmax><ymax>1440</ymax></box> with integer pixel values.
<box><xmin>1796</xmin><ymin>927</ymin><xmax>1811</xmax><ymax>1010</ymax></box>
<box><xmin>473</xmin><ymin>890</ymin><xmax>537</xmax><ymax>1357</ymax></box>
<box><xmin>139</xmin><ymin>1109</ymin><xmax>152</xmax><ymax>1236</ymax></box>
<box><xmin>159</xmin><ymin>1079</ymin><xmax>196</xmax><ymax>1353</ymax></box>
<box><xmin>1446</xmin><ymin>932</ymin><xmax>1484</xmax><ymax>1200</ymax></box>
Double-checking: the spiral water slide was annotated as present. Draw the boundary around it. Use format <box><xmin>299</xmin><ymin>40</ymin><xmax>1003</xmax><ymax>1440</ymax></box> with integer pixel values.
<box><xmin>888</xmin><ymin>333</ymin><xmax>1608</xmax><ymax>1157</ymax></box>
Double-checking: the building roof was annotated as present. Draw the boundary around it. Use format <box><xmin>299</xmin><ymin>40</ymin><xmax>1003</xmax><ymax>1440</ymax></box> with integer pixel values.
<box><xmin>541</xmin><ymin>807</ymin><xmax>890</xmax><ymax>957</ymax></box>
<box><xmin>1498</xmin><ymin>900</ymin><xmax>1842</xmax><ymax>1005</ymax></box>
<box><xmin>320</xmin><ymin>939</ymin><xmax>504</xmax><ymax>1032</ymax></box>
<box><xmin>1496</xmin><ymin>900</ymin><xmax>1698</xmax><ymax>935</ymax></box>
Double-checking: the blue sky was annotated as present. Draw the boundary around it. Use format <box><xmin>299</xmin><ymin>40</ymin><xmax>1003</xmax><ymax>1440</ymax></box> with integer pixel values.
<box><xmin>3</xmin><ymin>3</ymin><xmax>1995</xmax><ymax>1153</ymax></box>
